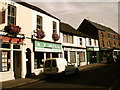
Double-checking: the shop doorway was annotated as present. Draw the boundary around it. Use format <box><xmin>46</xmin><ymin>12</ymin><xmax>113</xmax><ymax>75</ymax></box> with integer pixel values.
<box><xmin>26</xmin><ymin>48</ymin><xmax>31</xmax><ymax>77</ymax></box>
<box><xmin>46</xmin><ymin>53</ymin><xmax>50</xmax><ymax>59</ymax></box>
<box><xmin>64</xmin><ymin>51</ymin><xmax>68</xmax><ymax>61</ymax></box>
<box><xmin>13</xmin><ymin>51</ymin><xmax>21</xmax><ymax>79</ymax></box>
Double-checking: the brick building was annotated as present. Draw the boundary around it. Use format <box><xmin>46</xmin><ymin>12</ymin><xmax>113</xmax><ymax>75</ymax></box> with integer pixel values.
<box><xmin>77</xmin><ymin>19</ymin><xmax>120</xmax><ymax>63</ymax></box>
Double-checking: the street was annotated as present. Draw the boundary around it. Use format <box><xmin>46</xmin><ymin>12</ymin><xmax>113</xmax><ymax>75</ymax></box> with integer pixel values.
<box><xmin>15</xmin><ymin>63</ymin><xmax>120</xmax><ymax>89</ymax></box>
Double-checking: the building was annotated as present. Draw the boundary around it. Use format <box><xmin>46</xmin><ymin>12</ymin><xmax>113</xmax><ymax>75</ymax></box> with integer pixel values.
<box><xmin>60</xmin><ymin>22</ymin><xmax>88</xmax><ymax>66</ymax></box>
<box><xmin>77</xmin><ymin>19</ymin><xmax>120</xmax><ymax>63</ymax></box>
<box><xmin>0</xmin><ymin>0</ymin><xmax>61</xmax><ymax>82</ymax></box>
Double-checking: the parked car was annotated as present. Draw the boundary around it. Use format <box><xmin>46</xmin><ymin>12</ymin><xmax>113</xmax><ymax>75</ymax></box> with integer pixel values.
<box><xmin>43</xmin><ymin>58</ymin><xmax>79</xmax><ymax>77</ymax></box>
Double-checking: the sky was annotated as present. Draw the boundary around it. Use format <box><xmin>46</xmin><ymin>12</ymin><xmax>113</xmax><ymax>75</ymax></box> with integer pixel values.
<box><xmin>23</xmin><ymin>0</ymin><xmax>119</xmax><ymax>34</ymax></box>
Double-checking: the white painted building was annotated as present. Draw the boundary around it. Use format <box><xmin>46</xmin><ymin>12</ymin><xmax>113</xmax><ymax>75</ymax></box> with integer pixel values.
<box><xmin>0</xmin><ymin>0</ymin><xmax>61</xmax><ymax>82</ymax></box>
<box><xmin>85</xmin><ymin>37</ymin><xmax>100</xmax><ymax>64</ymax></box>
<box><xmin>60</xmin><ymin>22</ymin><xmax>87</xmax><ymax>66</ymax></box>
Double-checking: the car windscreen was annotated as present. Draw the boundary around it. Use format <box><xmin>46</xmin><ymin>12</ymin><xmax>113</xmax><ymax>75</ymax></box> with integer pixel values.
<box><xmin>45</xmin><ymin>60</ymin><xmax>51</xmax><ymax>68</ymax></box>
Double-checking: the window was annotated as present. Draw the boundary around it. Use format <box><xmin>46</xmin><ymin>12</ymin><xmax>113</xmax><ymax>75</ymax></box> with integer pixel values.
<box><xmin>101</xmin><ymin>32</ymin><xmax>104</xmax><ymax>37</ymax></box>
<box><xmin>79</xmin><ymin>38</ymin><xmax>82</xmax><ymax>45</ymax></box>
<box><xmin>70</xmin><ymin>51</ymin><xmax>76</xmax><ymax>63</ymax></box>
<box><xmin>37</xmin><ymin>15</ymin><xmax>42</xmax><ymax>29</ymax></box>
<box><xmin>108</xmin><ymin>33</ymin><xmax>110</xmax><ymax>39</ymax></box>
<box><xmin>89</xmin><ymin>38</ymin><xmax>92</xmax><ymax>45</ymax></box>
<box><xmin>53</xmin><ymin>21</ymin><xmax>57</xmax><ymax>32</ymax></box>
<box><xmin>8</xmin><ymin>5</ymin><xmax>16</xmax><ymax>25</ymax></box>
<box><xmin>108</xmin><ymin>40</ymin><xmax>111</xmax><ymax>48</ymax></box>
<box><xmin>102</xmin><ymin>40</ymin><xmax>105</xmax><ymax>47</ymax></box>
<box><xmin>52</xmin><ymin>60</ymin><xmax>56</xmax><ymax>67</ymax></box>
<box><xmin>63</xmin><ymin>33</ymin><xmax>73</xmax><ymax>44</ymax></box>
<box><xmin>113</xmin><ymin>35</ymin><xmax>115</xmax><ymax>39</ymax></box>
<box><xmin>68</xmin><ymin>35</ymin><xmax>73</xmax><ymax>43</ymax></box>
<box><xmin>34</xmin><ymin>52</ymin><xmax>44</xmax><ymax>69</ymax></box>
<box><xmin>79</xmin><ymin>52</ymin><xmax>85</xmax><ymax>62</ymax></box>
<box><xmin>1</xmin><ymin>51</ymin><xmax>11</xmax><ymax>72</ymax></box>
<box><xmin>94</xmin><ymin>40</ymin><xmax>97</xmax><ymax>46</ymax></box>
<box><xmin>114</xmin><ymin>41</ymin><xmax>116</xmax><ymax>47</ymax></box>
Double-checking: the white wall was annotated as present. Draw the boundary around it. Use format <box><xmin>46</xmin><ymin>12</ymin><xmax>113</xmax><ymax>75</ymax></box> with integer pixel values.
<box><xmin>32</xmin><ymin>10</ymin><xmax>60</xmax><ymax>43</ymax></box>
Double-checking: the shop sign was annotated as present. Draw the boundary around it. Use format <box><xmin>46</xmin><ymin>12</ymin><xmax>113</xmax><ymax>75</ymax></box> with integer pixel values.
<box><xmin>35</xmin><ymin>41</ymin><xmax>61</xmax><ymax>52</ymax></box>
<box><xmin>86</xmin><ymin>47</ymin><xmax>94</xmax><ymax>51</ymax></box>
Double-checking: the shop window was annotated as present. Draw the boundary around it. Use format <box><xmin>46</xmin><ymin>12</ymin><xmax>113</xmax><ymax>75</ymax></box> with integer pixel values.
<box><xmin>34</xmin><ymin>52</ymin><xmax>44</xmax><ymax>69</ymax></box>
<box><xmin>79</xmin><ymin>52</ymin><xmax>85</xmax><ymax>62</ymax></box>
<box><xmin>70</xmin><ymin>51</ymin><xmax>76</xmax><ymax>63</ymax></box>
<box><xmin>8</xmin><ymin>4</ymin><xmax>16</xmax><ymax>25</ymax></box>
<box><xmin>37</xmin><ymin>15</ymin><xmax>42</xmax><ymax>29</ymax></box>
<box><xmin>13</xmin><ymin>45</ymin><xmax>20</xmax><ymax>49</ymax></box>
<box><xmin>52</xmin><ymin>53</ymin><xmax>58</xmax><ymax>58</ymax></box>
<box><xmin>53</xmin><ymin>21</ymin><xmax>57</xmax><ymax>32</ymax></box>
<box><xmin>79</xmin><ymin>38</ymin><xmax>82</xmax><ymax>45</ymax></box>
<box><xmin>1</xmin><ymin>43</ymin><xmax>10</xmax><ymax>48</ymax></box>
<box><xmin>0</xmin><ymin>51</ymin><xmax>11</xmax><ymax>72</ymax></box>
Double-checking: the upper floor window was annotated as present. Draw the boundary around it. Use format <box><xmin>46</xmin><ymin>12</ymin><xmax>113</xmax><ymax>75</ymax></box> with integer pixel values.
<box><xmin>113</xmin><ymin>35</ymin><xmax>115</xmax><ymax>39</ymax></box>
<box><xmin>37</xmin><ymin>15</ymin><xmax>42</xmax><ymax>29</ymax></box>
<box><xmin>8</xmin><ymin>5</ymin><xmax>16</xmax><ymax>25</ymax></box>
<box><xmin>108</xmin><ymin>33</ymin><xmax>110</xmax><ymax>39</ymax></box>
<box><xmin>102</xmin><ymin>40</ymin><xmax>105</xmax><ymax>47</ymax></box>
<box><xmin>94</xmin><ymin>40</ymin><xmax>97</xmax><ymax>46</ymax></box>
<box><xmin>79</xmin><ymin>38</ymin><xmax>82</xmax><ymax>45</ymax></box>
<box><xmin>101</xmin><ymin>32</ymin><xmax>104</xmax><ymax>37</ymax></box>
<box><xmin>108</xmin><ymin>40</ymin><xmax>111</xmax><ymax>48</ymax></box>
<box><xmin>114</xmin><ymin>41</ymin><xmax>116</xmax><ymax>47</ymax></box>
<box><xmin>53</xmin><ymin>21</ymin><xmax>57</xmax><ymax>32</ymax></box>
<box><xmin>89</xmin><ymin>38</ymin><xmax>92</xmax><ymax>45</ymax></box>
<box><xmin>63</xmin><ymin>33</ymin><xmax>73</xmax><ymax>44</ymax></box>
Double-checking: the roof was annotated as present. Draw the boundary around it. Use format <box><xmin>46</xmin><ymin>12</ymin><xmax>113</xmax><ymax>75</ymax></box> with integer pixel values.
<box><xmin>84</xmin><ymin>19</ymin><xmax>118</xmax><ymax>34</ymax></box>
<box><xmin>12</xmin><ymin>0</ymin><xmax>60</xmax><ymax>21</ymax></box>
<box><xmin>60</xmin><ymin>22</ymin><xmax>92</xmax><ymax>38</ymax></box>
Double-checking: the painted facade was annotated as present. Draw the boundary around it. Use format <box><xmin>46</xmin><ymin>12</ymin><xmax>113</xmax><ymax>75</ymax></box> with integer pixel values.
<box><xmin>0</xmin><ymin>0</ymin><xmax>61</xmax><ymax>82</ymax></box>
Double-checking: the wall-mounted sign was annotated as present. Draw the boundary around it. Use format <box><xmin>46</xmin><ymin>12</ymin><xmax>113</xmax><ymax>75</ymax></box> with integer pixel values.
<box><xmin>34</xmin><ymin>41</ymin><xmax>61</xmax><ymax>52</ymax></box>
<box><xmin>86</xmin><ymin>47</ymin><xmax>94</xmax><ymax>51</ymax></box>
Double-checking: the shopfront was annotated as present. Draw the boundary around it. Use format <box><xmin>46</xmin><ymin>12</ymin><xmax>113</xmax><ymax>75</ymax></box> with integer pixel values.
<box><xmin>0</xmin><ymin>35</ymin><xmax>25</xmax><ymax>82</ymax></box>
<box><xmin>86</xmin><ymin>47</ymin><xmax>100</xmax><ymax>64</ymax></box>
<box><xmin>63</xmin><ymin>47</ymin><xmax>86</xmax><ymax>66</ymax></box>
<box><xmin>33</xmin><ymin>40</ymin><xmax>62</xmax><ymax>75</ymax></box>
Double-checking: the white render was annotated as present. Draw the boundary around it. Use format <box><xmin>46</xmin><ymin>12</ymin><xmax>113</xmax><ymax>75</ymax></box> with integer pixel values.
<box><xmin>60</xmin><ymin>32</ymin><xmax>87</xmax><ymax>66</ymax></box>
<box><xmin>0</xmin><ymin>0</ymin><xmax>61</xmax><ymax>82</ymax></box>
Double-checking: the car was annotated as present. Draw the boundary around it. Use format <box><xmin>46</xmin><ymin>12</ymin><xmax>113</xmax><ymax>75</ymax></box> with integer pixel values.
<box><xmin>43</xmin><ymin>58</ymin><xmax>79</xmax><ymax>77</ymax></box>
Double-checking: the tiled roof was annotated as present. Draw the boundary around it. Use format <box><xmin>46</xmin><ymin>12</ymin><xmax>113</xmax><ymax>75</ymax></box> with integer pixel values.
<box><xmin>60</xmin><ymin>22</ymin><xmax>92</xmax><ymax>38</ymax></box>
<box><xmin>12</xmin><ymin>0</ymin><xmax>60</xmax><ymax>20</ymax></box>
<box><xmin>85</xmin><ymin>19</ymin><xmax>118</xmax><ymax>34</ymax></box>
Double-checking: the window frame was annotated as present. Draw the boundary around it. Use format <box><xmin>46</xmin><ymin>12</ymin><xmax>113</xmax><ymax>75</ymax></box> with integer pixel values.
<box><xmin>36</xmin><ymin>15</ymin><xmax>42</xmax><ymax>29</ymax></box>
<box><xmin>7</xmin><ymin>4</ymin><xmax>16</xmax><ymax>25</ymax></box>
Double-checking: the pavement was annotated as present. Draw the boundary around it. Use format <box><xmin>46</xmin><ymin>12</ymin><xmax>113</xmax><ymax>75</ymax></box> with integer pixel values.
<box><xmin>1</xmin><ymin>63</ymin><xmax>120</xmax><ymax>89</ymax></box>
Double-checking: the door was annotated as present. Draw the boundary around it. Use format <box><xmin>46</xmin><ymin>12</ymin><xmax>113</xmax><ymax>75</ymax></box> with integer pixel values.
<box><xmin>13</xmin><ymin>51</ymin><xmax>21</xmax><ymax>79</ymax></box>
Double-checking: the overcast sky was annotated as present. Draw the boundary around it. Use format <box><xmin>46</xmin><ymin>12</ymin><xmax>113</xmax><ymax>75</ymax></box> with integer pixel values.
<box><xmin>23</xmin><ymin>0</ymin><xmax>119</xmax><ymax>34</ymax></box>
